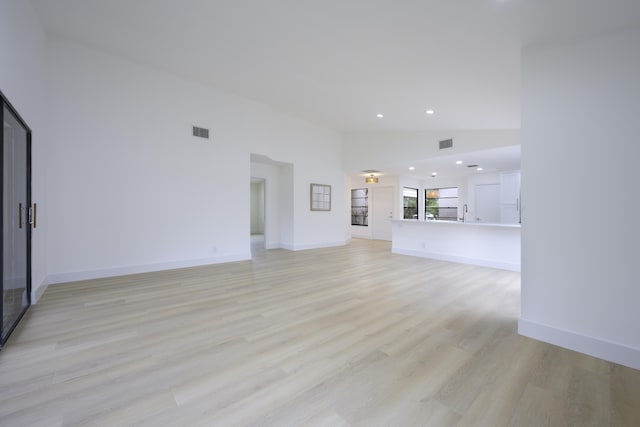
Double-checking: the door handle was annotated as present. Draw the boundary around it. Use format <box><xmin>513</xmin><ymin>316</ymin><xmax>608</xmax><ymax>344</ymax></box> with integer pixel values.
<box><xmin>17</xmin><ymin>203</ymin><xmax>36</xmax><ymax>228</ymax></box>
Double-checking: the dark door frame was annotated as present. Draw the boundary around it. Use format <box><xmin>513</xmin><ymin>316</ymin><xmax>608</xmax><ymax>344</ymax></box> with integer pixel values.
<box><xmin>0</xmin><ymin>89</ymin><xmax>32</xmax><ymax>348</ymax></box>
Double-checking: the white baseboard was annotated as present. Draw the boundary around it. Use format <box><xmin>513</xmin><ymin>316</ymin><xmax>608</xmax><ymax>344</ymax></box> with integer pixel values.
<box><xmin>265</xmin><ymin>240</ymin><xmax>350</xmax><ymax>251</ymax></box>
<box><xmin>283</xmin><ymin>240</ymin><xmax>348</xmax><ymax>251</ymax></box>
<box><xmin>46</xmin><ymin>252</ymin><xmax>252</xmax><ymax>285</ymax></box>
<box><xmin>32</xmin><ymin>278</ymin><xmax>49</xmax><ymax>304</ymax></box>
<box><xmin>518</xmin><ymin>318</ymin><xmax>640</xmax><ymax>370</ymax></box>
<box><xmin>392</xmin><ymin>248</ymin><xmax>520</xmax><ymax>272</ymax></box>
<box><xmin>351</xmin><ymin>233</ymin><xmax>372</xmax><ymax>240</ymax></box>
<box><xmin>351</xmin><ymin>235</ymin><xmax>373</xmax><ymax>240</ymax></box>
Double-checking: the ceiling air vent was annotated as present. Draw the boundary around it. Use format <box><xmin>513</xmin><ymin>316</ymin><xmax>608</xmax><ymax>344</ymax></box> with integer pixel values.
<box><xmin>192</xmin><ymin>126</ymin><xmax>210</xmax><ymax>140</ymax></box>
<box><xmin>439</xmin><ymin>138</ymin><xmax>453</xmax><ymax>150</ymax></box>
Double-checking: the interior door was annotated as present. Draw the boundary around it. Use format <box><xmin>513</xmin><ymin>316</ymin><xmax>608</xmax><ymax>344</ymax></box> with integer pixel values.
<box><xmin>372</xmin><ymin>186</ymin><xmax>393</xmax><ymax>241</ymax></box>
<box><xmin>1</xmin><ymin>96</ymin><xmax>31</xmax><ymax>347</ymax></box>
<box><xmin>475</xmin><ymin>183</ymin><xmax>500</xmax><ymax>223</ymax></box>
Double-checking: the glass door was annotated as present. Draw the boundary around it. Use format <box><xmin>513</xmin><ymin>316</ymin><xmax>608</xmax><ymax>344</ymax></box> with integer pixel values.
<box><xmin>1</xmin><ymin>94</ymin><xmax>31</xmax><ymax>347</ymax></box>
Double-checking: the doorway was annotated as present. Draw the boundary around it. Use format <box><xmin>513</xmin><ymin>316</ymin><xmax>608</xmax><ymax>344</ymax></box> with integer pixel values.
<box><xmin>372</xmin><ymin>186</ymin><xmax>393</xmax><ymax>241</ymax></box>
<box><xmin>250</xmin><ymin>178</ymin><xmax>265</xmax><ymax>251</ymax></box>
<box><xmin>474</xmin><ymin>183</ymin><xmax>500</xmax><ymax>223</ymax></box>
<box><xmin>1</xmin><ymin>91</ymin><xmax>32</xmax><ymax>348</ymax></box>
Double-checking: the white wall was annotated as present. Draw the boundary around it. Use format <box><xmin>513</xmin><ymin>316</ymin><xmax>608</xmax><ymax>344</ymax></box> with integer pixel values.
<box><xmin>279</xmin><ymin>164</ymin><xmax>295</xmax><ymax>249</ymax></box>
<box><xmin>0</xmin><ymin>0</ymin><xmax>49</xmax><ymax>301</ymax></box>
<box><xmin>44</xmin><ymin>40</ymin><xmax>348</xmax><ymax>283</ymax></box>
<box><xmin>292</xmin><ymin>160</ymin><xmax>349</xmax><ymax>251</ymax></box>
<box><xmin>520</xmin><ymin>29</ymin><xmax>640</xmax><ymax>369</ymax></box>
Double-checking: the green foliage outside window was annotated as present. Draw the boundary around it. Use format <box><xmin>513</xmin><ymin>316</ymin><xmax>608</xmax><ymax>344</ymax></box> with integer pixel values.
<box><xmin>426</xmin><ymin>197</ymin><xmax>439</xmax><ymax>219</ymax></box>
<box><xmin>403</xmin><ymin>188</ymin><xmax>418</xmax><ymax>219</ymax></box>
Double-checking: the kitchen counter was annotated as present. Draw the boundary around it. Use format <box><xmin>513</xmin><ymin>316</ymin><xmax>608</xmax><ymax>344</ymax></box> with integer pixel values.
<box><xmin>391</xmin><ymin>220</ymin><xmax>521</xmax><ymax>271</ymax></box>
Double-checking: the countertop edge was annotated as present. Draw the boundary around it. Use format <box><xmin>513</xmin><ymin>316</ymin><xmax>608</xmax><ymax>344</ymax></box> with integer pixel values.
<box><xmin>391</xmin><ymin>219</ymin><xmax>521</xmax><ymax>229</ymax></box>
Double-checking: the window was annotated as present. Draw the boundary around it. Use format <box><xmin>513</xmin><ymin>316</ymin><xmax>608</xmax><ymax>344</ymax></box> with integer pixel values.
<box><xmin>425</xmin><ymin>187</ymin><xmax>458</xmax><ymax>221</ymax></box>
<box><xmin>403</xmin><ymin>187</ymin><xmax>418</xmax><ymax>219</ymax></box>
<box><xmin>351</xmin><ymin>188</ymin><xmax>368</xmax><ymax>226</ymax></box>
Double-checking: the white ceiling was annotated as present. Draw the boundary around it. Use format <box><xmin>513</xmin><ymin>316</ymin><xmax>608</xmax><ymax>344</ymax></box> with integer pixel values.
<box><xmin>30</xmin><ymin>0</ymin><xmax>640</xmax><ymax>133</ymax></box>
<box><xmin>387</xmin><ymin>145</ymin><xmax>521</xmax><ymax>180</ymax></box>
<box><xmin>29</xmin><ymin>1</ymin><xmax>640</xmax><ymax>180</ymax></box>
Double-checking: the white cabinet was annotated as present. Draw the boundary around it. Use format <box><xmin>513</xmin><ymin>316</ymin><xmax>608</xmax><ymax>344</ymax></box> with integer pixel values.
<box><xmin>500</xmin><ymin>171</ymin><xmax>521</xmax><ymax>224</ymax></box>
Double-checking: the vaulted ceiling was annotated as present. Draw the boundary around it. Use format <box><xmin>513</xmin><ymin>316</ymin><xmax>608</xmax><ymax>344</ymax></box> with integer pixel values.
<box><xmin>30</xmin><ymin>0</ymin><xmax>640</xmax><ymax>132</ymax></box>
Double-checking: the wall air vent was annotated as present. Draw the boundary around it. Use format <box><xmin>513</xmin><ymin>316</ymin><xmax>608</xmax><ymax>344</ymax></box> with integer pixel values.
<box><xmin>192</xmin><ymin>126</ymin><xmax>210</xmax><ymax>140</ymax></box>
<box><xmin>439</xmin><ymin>138</ymin><xmax>453</xmax><ymax>150</ymax></box>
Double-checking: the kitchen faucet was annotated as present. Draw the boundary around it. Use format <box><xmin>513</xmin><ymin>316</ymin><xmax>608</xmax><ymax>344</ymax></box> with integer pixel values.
<box><xmin>461</xmin><ymin>204</ymin><xmax>468</xmax><ymax>222</ymax></box>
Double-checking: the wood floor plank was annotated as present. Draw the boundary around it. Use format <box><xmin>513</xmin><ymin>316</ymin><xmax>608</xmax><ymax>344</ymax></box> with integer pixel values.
<box><xmin>0</xmin><ymin>239</ymin><xmax>638</xmax><ymax>426</ymax></box>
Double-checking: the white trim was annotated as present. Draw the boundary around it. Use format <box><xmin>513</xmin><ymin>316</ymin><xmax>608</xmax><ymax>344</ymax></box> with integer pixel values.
<box><xmin>351</xmin><ymin>231</ymin><xmax>373</xmax><ymax>240</ymax></box>
<box><xmin>518</xmin><ymin>318</ymin><xmax>640</xmax><ymax>370</ymax></box>
<box><xmin>32</xmin><ymin>278</ymin><xmax>49</xmax><ymax>304</ymax></box>
<box><xmin>278</xmin><ymin>240</ymin><xmax>348</xmax><ymax>251</ymax></box>
<box><xmin>289</xmin><ymin>240</ymin><xmax>348</xmax><ymax>251</ymax></box>
<box><xmin>392</xmin><ymin>248</ymin><xmax>520</xmax><ymax>272</ymax></box>
<box><xmin>46</xmin><ymin>253</ymin><xmax>251</xmax><ymax>285</ymax></box>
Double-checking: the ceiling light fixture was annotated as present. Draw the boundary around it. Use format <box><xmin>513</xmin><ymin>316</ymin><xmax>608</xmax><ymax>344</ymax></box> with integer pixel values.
<box><xmin>477</xmin><ymin>167</ymin><xmax>483</xmax><ymax>171</ymax></box>
<box><xmin>431</xmin><ymin>172</ymin><xmax>437</xmax><ymax>177</ymax></box>
<box><xmin>376</xmin><ymin>113</ymin><xmax>384</xmax><ymax>118</ymax></box>
<box><xmin>425</xmin><ymin>109</ymin><xmax>435</xmax><ymax>115</ymax></box>
<box><xmin>365</xmin><ymin>174</ymin><xmax>379</xmax><ymax>184</ymax></box>
<box><xmin>409</xmin><ymin>166</ymin><xmax>415</xmax><ymax>171</ymax></box>
<box><xmin>456</xmin><ymin>160</ymin><xmax>463</xmax><ymax>165</ymax></box>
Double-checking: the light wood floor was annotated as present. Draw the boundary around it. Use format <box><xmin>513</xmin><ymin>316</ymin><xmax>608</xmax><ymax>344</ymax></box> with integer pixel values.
<box><xmin>1</xmin><ymin>239</ymin><xmax>639</xmax><ymax>426</ymax></box>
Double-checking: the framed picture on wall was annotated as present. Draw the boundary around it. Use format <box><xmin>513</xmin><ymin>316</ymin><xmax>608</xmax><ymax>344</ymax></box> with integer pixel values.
<box><xmin>310</xmin><ymin>183</ymin><xmax>331</xmax><ymax>211</ymax></box>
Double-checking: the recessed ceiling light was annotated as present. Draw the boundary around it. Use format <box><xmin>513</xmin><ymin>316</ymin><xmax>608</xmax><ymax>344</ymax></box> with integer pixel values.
<box><xmin>409</xmin><ymin>166</ymin><xmax>415</xmax><ymax>171</ymax></box>
<box><xmin>456</xmin><ymin>160</ymin><xmax>463</xmax><ymax>165</ymax></box>
<box><xmin>376</xmin><ymin>113</ymin><xmax>384</xmax><ymax>118</ymax></box>
<box><xmin>431</xmin><ymin>172</ymin><xmax>437</xmax><ymax>177</ymax></box>
<box><xmin>477</xmin><ymin>167</ymin><xmax>483</xmax><ymax>171</ymax></box>
<box><xmin>425</xmin><ymin>109</ymin><xmax>435</xmax><ymax>115</ymax></box>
